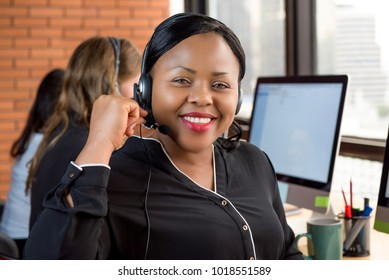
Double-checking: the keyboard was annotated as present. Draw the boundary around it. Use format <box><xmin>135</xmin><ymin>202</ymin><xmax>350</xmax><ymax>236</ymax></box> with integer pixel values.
<box><xmin>284</xmin><ymin>204</ymin><xmax>303</xmax><ymax>217</ymax></box>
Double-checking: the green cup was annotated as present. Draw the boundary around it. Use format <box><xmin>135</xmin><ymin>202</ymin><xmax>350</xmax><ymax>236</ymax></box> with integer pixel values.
<box><xmin>295</xmin><ymin>218</ymin><xmax>343</xmax><ymax>260</ymax></box>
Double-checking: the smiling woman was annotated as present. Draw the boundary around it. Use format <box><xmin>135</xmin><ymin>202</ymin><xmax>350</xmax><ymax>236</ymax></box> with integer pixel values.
<box><xmin>24</xmin><ymin>13</ymin><xmax>303</xmax><ymax>260</ymax></box>
<box><xmin>150</xmin><ymin>33</ymin><xmax>240</xmax><ymax>156</ymax></box>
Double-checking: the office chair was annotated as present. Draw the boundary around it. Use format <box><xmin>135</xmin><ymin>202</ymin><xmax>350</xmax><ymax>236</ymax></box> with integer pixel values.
<box><xmin>0</xmin><ymin>231</ymin><xmax>19</xmax><ymax>260</ymax></box>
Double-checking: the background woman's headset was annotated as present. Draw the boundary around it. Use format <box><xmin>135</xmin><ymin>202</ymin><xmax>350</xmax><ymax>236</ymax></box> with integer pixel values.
<box><xmin>108</xmin><ymin>37</ymin><xmax>121</xmax><ymax>95</ymax></box>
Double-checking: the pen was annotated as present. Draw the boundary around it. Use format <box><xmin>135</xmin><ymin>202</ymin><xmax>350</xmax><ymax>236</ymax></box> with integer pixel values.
<box><xmin>341</xmin><ymin>186</ymin><xmax>353</xmax><ymax>240</ymax></box>
<box><xmin>350</xmin><ymin>178</ymin><xmax>353</xmax><ymax>217</ymax></box>
<box><xmin>364</xmin><ymin>197</ymin><xmax>369</xmax><ymax>208</ymax></box>
<box><xmin>361</xmin><ymin>198</ymin><xmax>372</xmax><ymax>217</ymax></box>
<box><xmin>341</xmin><ymin>187</ymin><xmax>352</xmax><ymax>219</ymax></box>
<box><xmin>345</xmin><ymin>205</ymin><xmax>352</xmax><ymax>219</ymax></box>
<box><xmin>341</xmin><ymin>187</ymin><xmax>348</xmax><ymax>205</ymax></box>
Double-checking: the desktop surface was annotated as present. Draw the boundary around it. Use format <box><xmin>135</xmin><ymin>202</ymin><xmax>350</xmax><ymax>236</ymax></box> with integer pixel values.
<box><xmin>286</xmin><ymin>196</ymin><xmax>389</xmax><ymax>260</ymax></box>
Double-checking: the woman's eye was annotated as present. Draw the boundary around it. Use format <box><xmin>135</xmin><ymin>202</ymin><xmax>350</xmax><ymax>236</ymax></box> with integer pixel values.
<box><xmin>213</xmin><ymin>82</ymin><xmax>230</xmax><ymax>89</ymax></box>
<box><xmin>173</xmin><ymin>78</ymin><xmax>191</xmax><ymax>85</ymax></box>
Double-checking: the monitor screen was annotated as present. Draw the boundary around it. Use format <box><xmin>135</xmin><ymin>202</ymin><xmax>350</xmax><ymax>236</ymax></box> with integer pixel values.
<box><xmin>374</xmin><ymin>126</ymin><xmax>389</xmax><ymax>234</ymax></box>
<box><xmin>248</xmin><ymin>75</ymin><xmax>348</xmax><ymax>213</ymax></box>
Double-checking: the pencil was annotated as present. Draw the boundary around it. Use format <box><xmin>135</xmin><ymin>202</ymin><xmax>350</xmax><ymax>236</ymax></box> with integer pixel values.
<box><xmin>350</xmin><ymin>178</ymin><xmax>353</xmax><ymax>215</ymax></box>
<box><xmin>341</xmin><ymin>187</ymin><xmax>348</xmax><ymax>205</ymax></box>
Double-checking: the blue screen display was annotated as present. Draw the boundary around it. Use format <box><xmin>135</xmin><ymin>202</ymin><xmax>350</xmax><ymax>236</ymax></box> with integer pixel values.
<box><xmin>249</xmin><ymin>82</ymin><xmax>344</xmax><ymax>184</ymax></box>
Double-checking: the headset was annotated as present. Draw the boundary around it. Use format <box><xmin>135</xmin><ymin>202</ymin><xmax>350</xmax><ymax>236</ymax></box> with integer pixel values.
<box><xmin>133</xmin><ymin>42</ymin><xmax>243</xmax><ymax>129</ymax></box>
<box><xmin>108</xmin><ymin>37</ymin><xmax>121</xmax><ymax>95</ymax></box>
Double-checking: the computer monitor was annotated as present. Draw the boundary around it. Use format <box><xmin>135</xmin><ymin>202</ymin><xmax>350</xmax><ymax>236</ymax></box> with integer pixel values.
<box><xmin>248</xmin><ymin>75</ymin><xmax>348</xmax><ymax>214</ymax></box>
<box><xmin>374</xmin><ymin>126</ymin><xmax>389</xmax><ymax>234</ymax></box>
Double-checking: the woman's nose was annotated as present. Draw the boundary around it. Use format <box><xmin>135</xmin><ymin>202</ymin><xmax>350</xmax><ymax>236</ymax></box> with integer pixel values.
<box><xmin>187</xmin><ymin>83</ymin><xmax>213</xmax><ymax>106</ymax></box>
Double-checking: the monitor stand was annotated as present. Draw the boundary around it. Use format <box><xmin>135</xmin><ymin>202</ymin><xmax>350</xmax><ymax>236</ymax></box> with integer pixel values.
<box><xmin>286</xmin><ymin>184</ymin><xmax>332</xmax><ymax>215</ymax></box>
<box><xmin>310</xmin><ymin>203</ymin><xmax>337</xmax><ymax>219</ymax></box>
<box><xmin>284</xmin><ymin>183</ymin><xmax>337</xmax><ymax>234</ymax></box>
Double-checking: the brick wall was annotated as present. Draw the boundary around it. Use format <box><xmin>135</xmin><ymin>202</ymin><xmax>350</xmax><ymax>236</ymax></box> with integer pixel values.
<box><xmin>0</xmin><ymin>0</ymin><xmax>170</xmax><ymax>200</ymax></box>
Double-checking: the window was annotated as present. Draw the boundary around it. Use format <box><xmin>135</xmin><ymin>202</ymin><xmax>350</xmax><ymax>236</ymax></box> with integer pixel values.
<box><xmin>170</xmin><ymin>0</ymin><xmax>185</xmax><ymax>14</ymax></box>
<box><xmin>316</xmin><ymin>0</ymin><xmax>389</xmax><ymax>140</ymax></box>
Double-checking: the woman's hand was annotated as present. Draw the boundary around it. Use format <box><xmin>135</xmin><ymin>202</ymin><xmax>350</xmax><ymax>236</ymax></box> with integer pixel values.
<box><xmin>75</xmin><ymin>95</ymin><xmax>148</xmax><ymax>166</ymax></box>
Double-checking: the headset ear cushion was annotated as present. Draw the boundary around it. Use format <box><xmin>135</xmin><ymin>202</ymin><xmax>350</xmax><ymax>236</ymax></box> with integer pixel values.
<box><xmin>139</xmin><ymin>73</ymin><xmax>152</xmax><ymax>107</ymax></box>
<box><xmin>135</xmin><ymin>73</ymin><xmax>156</xmax><ymax>128</ymax></box>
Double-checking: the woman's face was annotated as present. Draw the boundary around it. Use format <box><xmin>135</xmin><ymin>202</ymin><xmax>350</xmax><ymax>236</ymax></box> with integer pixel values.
<box><xmin>150</xmin><ymin>33</ymin><xmax>240</xmax><ymax>153</ymax></box>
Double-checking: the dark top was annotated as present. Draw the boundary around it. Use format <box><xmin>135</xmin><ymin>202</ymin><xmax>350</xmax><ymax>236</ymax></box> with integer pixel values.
<box><xmin>24</xmin><ymin>137</ymin><xmax>303</xmax><ymax>260</ymax></box>
<box><xmin>29</xmin><ymin>119</ymin><xmax>88</xmax><ymax>230</ymax></box>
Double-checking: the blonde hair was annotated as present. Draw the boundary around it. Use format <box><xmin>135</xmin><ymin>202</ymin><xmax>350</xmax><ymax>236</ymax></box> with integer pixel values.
<box><xmin>27</xmin><ymin>36</ymin><xmax>141</xmax><ymax>190</ymax></box>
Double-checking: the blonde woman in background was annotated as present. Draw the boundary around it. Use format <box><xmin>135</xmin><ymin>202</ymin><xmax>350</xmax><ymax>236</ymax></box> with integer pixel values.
<box><xmin>27</xmin><ymin>36</ymin><xmax>142</xmax><ymax>231</ymax></box>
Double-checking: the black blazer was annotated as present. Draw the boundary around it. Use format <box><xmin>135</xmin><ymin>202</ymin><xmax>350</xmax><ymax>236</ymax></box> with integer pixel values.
<box><xmin>29</xmin><ymin>119</ymin><xmax>88</xmax><ymax>230</ymax></box>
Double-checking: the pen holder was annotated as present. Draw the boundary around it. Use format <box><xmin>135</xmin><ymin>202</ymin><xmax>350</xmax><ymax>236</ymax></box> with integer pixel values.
<box><xmin>338</xmin><ymin>214</ymin><xmax>371</xmax><ymax>257</ymax></box>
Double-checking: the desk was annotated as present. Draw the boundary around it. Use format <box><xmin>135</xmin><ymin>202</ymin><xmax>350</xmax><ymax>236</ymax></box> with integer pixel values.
<box><xmin>286</xmin><ymin>203</ymin><xmax>389</xmax><ymax>260</ymax></box>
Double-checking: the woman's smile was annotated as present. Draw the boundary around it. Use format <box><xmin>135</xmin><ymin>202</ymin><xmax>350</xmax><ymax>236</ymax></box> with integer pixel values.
<box><xmin>180</xmin><ymin>112</ymin><xmax>216</xmax><ymax>132</ymax></box>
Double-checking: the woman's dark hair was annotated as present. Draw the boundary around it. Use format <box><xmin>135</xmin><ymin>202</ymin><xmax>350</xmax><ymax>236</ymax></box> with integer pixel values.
<box><xmin>10</xmin><ymin>68</ymin><xmax>65</xmax><ymax>158</ymax></box>
<box><xmin>146</xmin><ymin>13</ymin><xmax>245</xmax><ymax>83</ymax></box>
<box><xmin>146</xmin><ymin>12</ymin><xmax>246</xmax><ymax>150</ymax></box>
